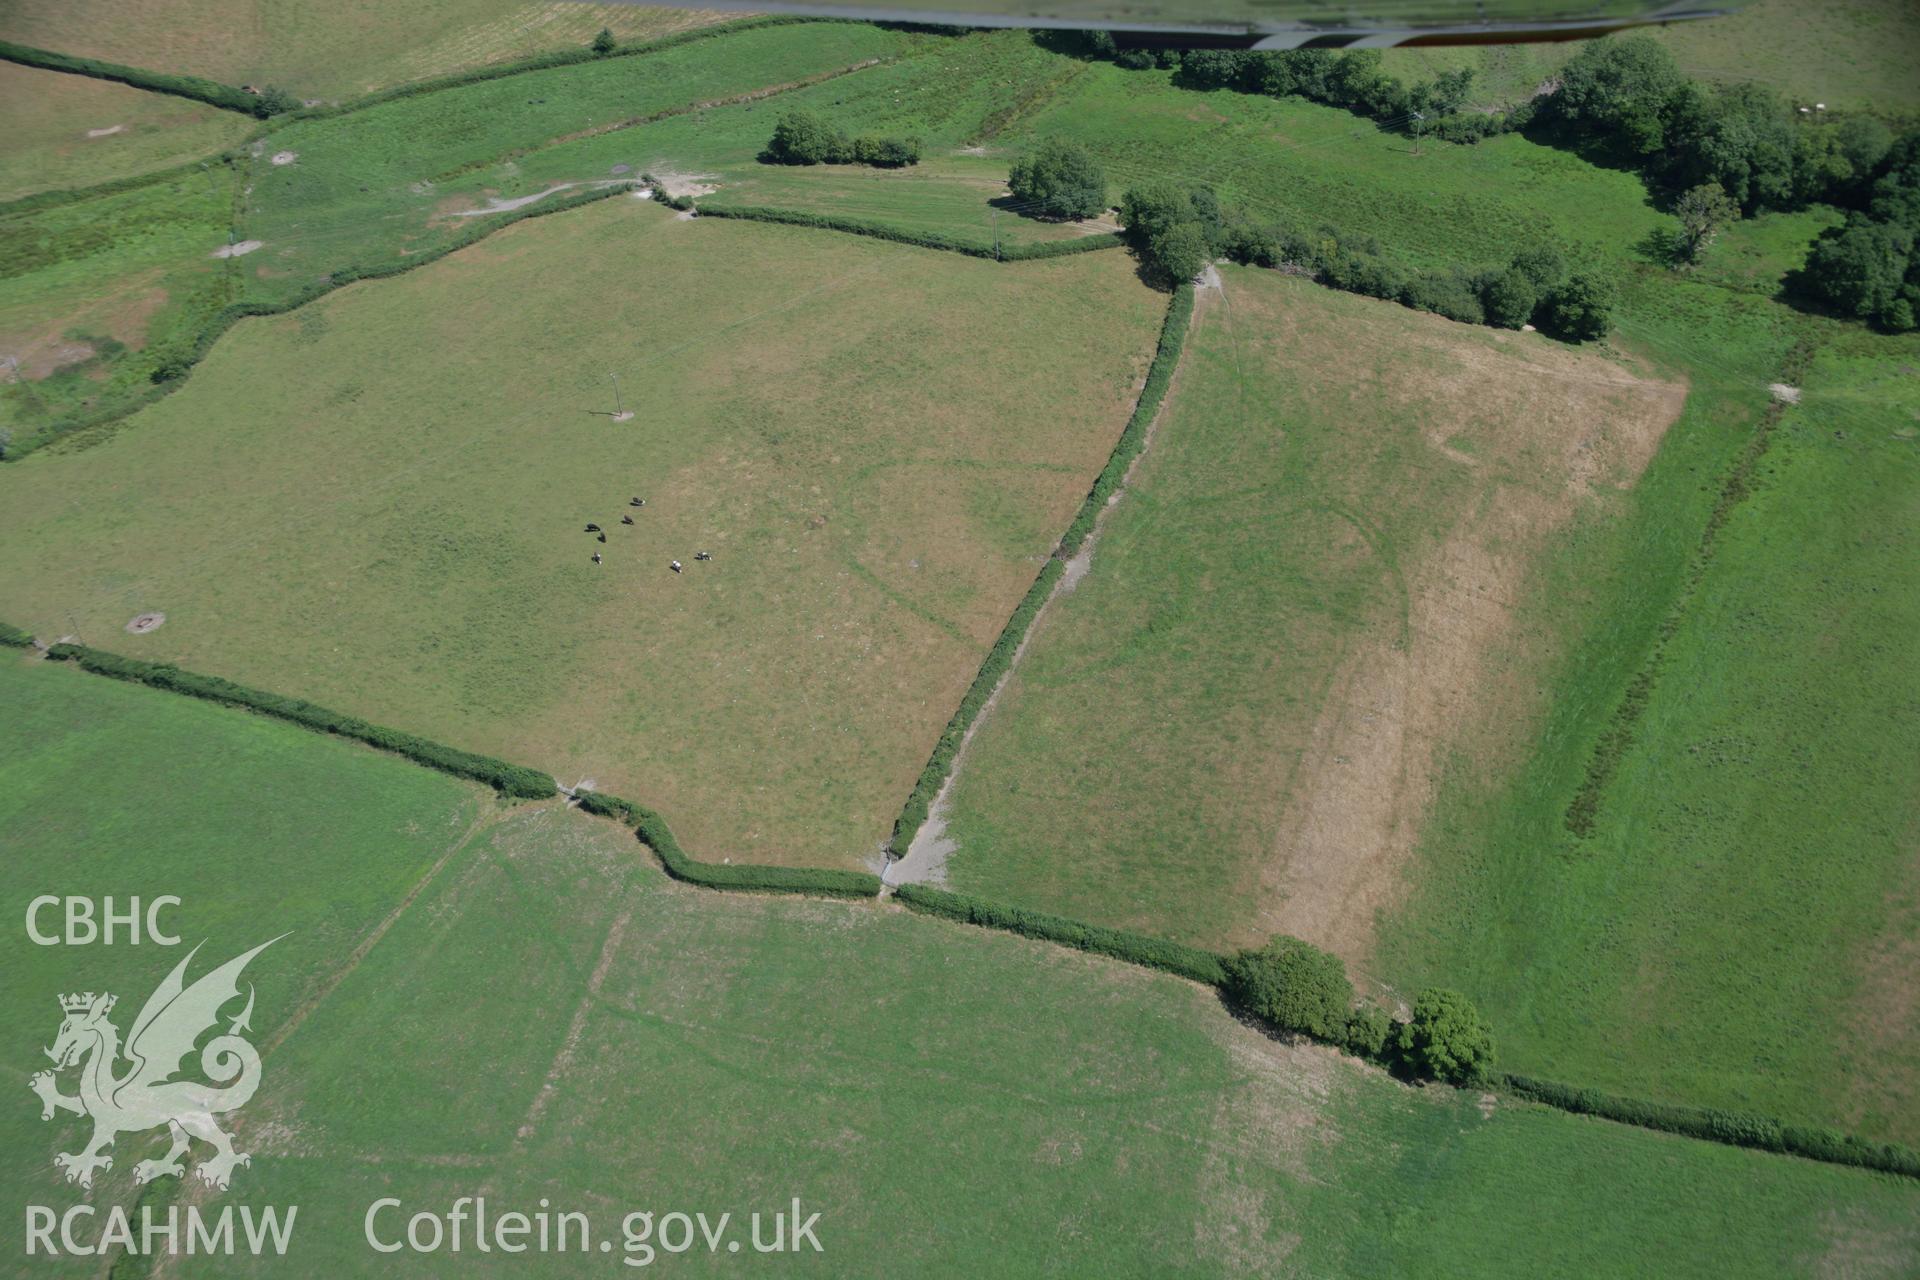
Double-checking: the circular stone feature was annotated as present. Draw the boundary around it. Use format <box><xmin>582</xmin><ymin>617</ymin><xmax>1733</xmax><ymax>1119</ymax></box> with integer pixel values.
<box><xmin>125</xmin><ymin>612</ymin><xmax>166</xmax><ymax>634</ymax></box>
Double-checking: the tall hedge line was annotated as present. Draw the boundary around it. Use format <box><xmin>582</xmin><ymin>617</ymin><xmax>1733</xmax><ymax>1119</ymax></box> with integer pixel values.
<box><xmin>574</xmin><ymin>790</ymin><xmax>882</xmax><ymax>898</ymax></box>
<box><xmin>1502</xmin><ymin>1074</ymin><xmax>1920</xmax><ymax>1179</ymax></box>
<box><xmin>3</xmin><ymin>182</ymin><xmax>630</xmax><ymax>460</ymax></box>
<box><xmin>42</xmin><ymin>643</ymin><xmax>556</xmax><ymax>797</ymax></box>
<box><xmin>892</xmin><ymin>883</ymin><xmax>1228</xmax><ymax>985</ymax></box>
<box><xmin>0</xmin><ymin>143</ymin><xmax>267</xmax><ymax>218</ymax></box>
<box><xmin>14</xmin><ymin>628</ymin><xmax>1914</xmax><ymax>1178</ymax></box>
<box><xmin>881</xmin><ymin>874</ymin><xmax>1918</xmax><ymax>1179</ymax></box>
<box><xmin>694</xmin><ymin>203</ymin><xmax>1121</xmax><ymax>261</ymax></box>
<box><xmin>0</xmin><ymin>40</ymin><xmax>262</xmax><ymax>114</ymax></box>
<box><xmin>887</xmin><ymin>284</ymin><xmax>1193</xmax><ymax>854</ymax></box>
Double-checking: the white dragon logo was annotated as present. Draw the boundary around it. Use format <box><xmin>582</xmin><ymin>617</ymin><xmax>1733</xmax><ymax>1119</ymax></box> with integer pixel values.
<box><xmin>29</xmin><ymin>937</ymin><xmax>282</xmax><ymax>1191</ymax></box>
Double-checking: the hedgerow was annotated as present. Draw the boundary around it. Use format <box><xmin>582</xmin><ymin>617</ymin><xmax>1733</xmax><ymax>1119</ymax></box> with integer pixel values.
<box><xmin>42</xmin><ymin>644</ymin><xmax>555</xmax><ymax>797</ymax></box>
<box><xmin>0</xmin><ymin>621</ymin><xmax>35</xmax><ymax>648</ymax></box>
<box><xmin>0</xmin><ymin>40</ymin><xmax>268</xmax><ymax>114</ymax></box>
<box><xmin>903</xmin><ymin>873</ymin><xmax>1920</xmax><ymax>1178</ymax></box>
<box><xmin>1502</xmin><ymin>1075</ymin><xmax>1920</xmax><ymax>1179</ymax></box>
<box><xmin>886</xmin><ymin>284</ymin><xmax>1191</xmax><ymax>854</ymax></box>
<box><xmin>1118</xmin><ymin>179</ymin><xmax>1604</xmax><ymax>338</ymax></box>
<box><xmin>891</xmin><ymin>883</ymin><xmax>1228</xmax><ymax>985</ymax></box>
<box><xmin>1057</xmin><ymin>282</ymin><xmax>1192</xmax><ymax>560</ymax></box>
<box><xmin>640</xmin><ymin>176</ymin><xmax>696</xmax><ymax>211</ymax></box>
<box><xmin>0</xmin><ymin>142</ymin><xmax>265</xmax><ymax>218</ymax></box>
<box><xmin>1223</xmin><ymin>935</ymin><xmax>1353</xmax><ymax>1040</ymax></box>
<box><xmin>693</xmin><ymin>202</ymin><xmax>1120</xmax><ymax>260</ymax></box>
<box><xmin>16</xmin><ymin>630</ymin><xmax>1913</xmax><ymax>1177</ymax></box>
<box><xmin>2</xmin><ymin>182</ymin><xmax>630</xmax><ymax>460</ymax></box>
<box><xmin>574</xmin><ymin>790</ymin><xmax>882</xmax><ymax>898</ymax></box>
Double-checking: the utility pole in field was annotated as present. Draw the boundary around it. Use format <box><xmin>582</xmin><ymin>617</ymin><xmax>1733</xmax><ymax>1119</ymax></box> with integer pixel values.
<box><xmin>1410</xmin><ymin>111</ymin><xmax>1426</xmax><ymax>157</ymax></box>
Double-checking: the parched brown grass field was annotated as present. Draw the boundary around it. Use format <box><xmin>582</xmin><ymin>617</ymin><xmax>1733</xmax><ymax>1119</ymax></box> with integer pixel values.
<box><xmin>0</xmin><ymin>197</ymin><xmax>1164</xmax><ymax>867</ymax></box>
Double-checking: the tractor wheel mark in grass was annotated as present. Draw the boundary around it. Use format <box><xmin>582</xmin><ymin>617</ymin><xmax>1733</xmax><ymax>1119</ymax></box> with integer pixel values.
<box><xmin>262</xmin><ymin>802</ymin><xmax>496</xmax><ymax>1056</ymax></box>
<box><xmin>1563</xmin><ymin>334</ymin><xmax>1821</xmax><ymax>838</ymax></box>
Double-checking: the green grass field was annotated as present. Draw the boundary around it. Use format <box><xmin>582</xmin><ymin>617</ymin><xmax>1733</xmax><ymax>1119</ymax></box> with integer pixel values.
<box><xmin>0</xmin><ymin>654</ymin><xmax>486</xmax><ymax>1206</ymax></box>
<box><xmin>0</xmin><ymin>165</ymin><xmax>240</xmax><ymax>444</ymax></box>
<box><xmin>1383</xmin><ymin>0</ymin><xmax>1920</xmax><ymax>114</ymax></box>
<box><xmin>2</xmin><ymin>657</ymin><xmax>1913</xmax><ymax>1278</ymax></box>
<box><xmin>0</xmin><ymin>61</ymin><xmax>256</xmax><ymax>202</ymax></box>
<box><xmin>0</xmin><ymin>1</ymin><xmax>745</xmax><ymax>100</ymax></box>
<box><xmin>1380</xmin><ymin>326</ymin><xmax>1920</xmax><ymax>1144</ymax></box>
<box><xmin>1008</xmin><ymin>58</ymin><xmax>1665</xmax><ymax>277</ymax></box>
<box><xmin>229</xmin><ymin>22</ymin><xmax>912</xmax><ymax>307</ymax></box>
<box><xmin>0</xmin><ymin>197</ymin><xmax>1163</xmax><ymax>868</ymax></box>
<box><xmin>4</xmin><ymin>14</ymin><xmax>1920</xmax><ymax>1264</ymax></box>
<box><xmin>937</xmin><ymin>268</ymin><xmax>1685</xmax><ymax>959</ymax></box>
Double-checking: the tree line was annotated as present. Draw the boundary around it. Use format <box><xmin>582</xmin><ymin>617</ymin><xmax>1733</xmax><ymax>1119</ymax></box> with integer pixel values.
<box><xmin>1058</xmin><ymin>32</ymin><xmax>1920</xmax><ymax>330</ymax></box>
<box><xmin>1006</xmin><ymin>138</ymin><xmax>1612</xmax><ymax>340</ymax></box>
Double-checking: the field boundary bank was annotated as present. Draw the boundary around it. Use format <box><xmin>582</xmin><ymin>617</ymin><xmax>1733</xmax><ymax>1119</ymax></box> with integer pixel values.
<box><xmin>691</xmin><ymin>202</ymin><xmax>1123</xmax><ymax>260</ymax></box>
<box><xmin>3</xmin><ymin>82</ymin><xmax>1099</xmax><ymax>463</ymax></box>
<box><xmin>7</xmin><ymin>630</ymin><xmax>1917</xmax><ymax>1178</ymax></box>
<box><xmin>0</xmin><ymin>17</ymin><xmax>842</xmax><ymax>127</ymax></box>
<box><xmin>0</xmin><ymin>147</ymin><xmax>265</xmax><ymax>218</ymax></box>
<box><xmin>0</xmin><ymin>16</ymin><xmax>844</xmax><ymax>218</ymax></box>
<box><xmin>289</xmin><ymin>16</ymin><xmax>846</xmax><ymax>123</ymax></box>
<box><xmin>884</xmin><ymin>282</ymin><xmax>1194</xmax><ymax>855</ymax></box>
<box><xmin>1</xmin><ymin>181</ymin><xmax>633</xmax><ymax>460</ymax></box>
<box><xmin>0</xmin><ymin>39</ymin><xmax>265</xmax><ymax>115</ymax></box>
<box><xmin>1562</xmin><ymin>335</ymin><xmax>1819</xmax><ymax>836</ymax></box>
<box><xmin>40</xmin><ymin>642</ymin><xmax>556</xmax><ymax>796</ymax></box>
<box><xmin>433</xmin><ymin>58</ymin><xmax>894</xmax><ymax>187</ymax></box>
<box><xmin>21</xmin><ymin>639</ymin><xmax>880</xmax><ymax>898</ymax></box>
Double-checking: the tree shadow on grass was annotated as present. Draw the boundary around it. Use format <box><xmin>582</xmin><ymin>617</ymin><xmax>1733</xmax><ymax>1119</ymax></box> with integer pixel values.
<box><xmin>1208</xmin><ymin>987</ymin><xmax>1425</xmax><ymax>1085</ymax></box>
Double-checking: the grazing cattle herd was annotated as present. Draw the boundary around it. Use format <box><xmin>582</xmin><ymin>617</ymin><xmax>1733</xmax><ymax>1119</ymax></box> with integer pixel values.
<box><xmin>583</xmin><ymin>497</ymin><xmax>709</xmax><ymax>573</ymax></box>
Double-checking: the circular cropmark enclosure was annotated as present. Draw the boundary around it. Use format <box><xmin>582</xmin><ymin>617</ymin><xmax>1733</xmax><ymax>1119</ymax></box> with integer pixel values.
<box><xmin>125</xmin><ymin>612</ymin><xmax>166</xmax><ymax>635</ymax></box>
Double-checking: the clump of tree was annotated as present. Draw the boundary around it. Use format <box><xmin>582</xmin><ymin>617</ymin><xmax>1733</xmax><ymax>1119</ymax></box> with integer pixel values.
<box><xmin>1119</xmin><ymin>180</ymin><xmax>1223</xmax><ymax>284</ymax></box>
<box><xmin>1223</xmin><ymin>938</ymin><xmax>1497</xmax><ymax>1087</ymax></box>
<box><xmin>1396</xmin><ymin>988</ymin><xmax>1497</xmax><ymax>1086</ymax></box>
<box><xmin>1543</xmin><ymin>35</ymin><xmax>1905</xmax><ymax>217</ymax></box>
<box><xmin>1224</xmin><ymin>936</ymin><xmax>1353</xmax><ymax>1040</ymax></box>
<box><xmin>1007</xmin><ymin>138</ymin><xmax>1107</xmax><ymax>220</ymax></box>
<box><xmin>762</xmin><ymin>109</ymin><xmax>922</xmax><ymax>169</ymax></box>
<box><xmin>1799</xmin><ymin>134</ymin><xmax>1920</xmax><ymax>330</ymax></box>
<box><xmin>1342</xmin><ymin>1003</ymin><xmax>1394</xmax><ymax>1059</ymax></box>
<box><xmin>591</xmin><ymin>27</ymin><xmax>616</xmax><ymax>54</ymax></box>
<box><xmin>249</xmin><ymin>85</ymin><xmax>299</xmax><ymax>118</ymax></box>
